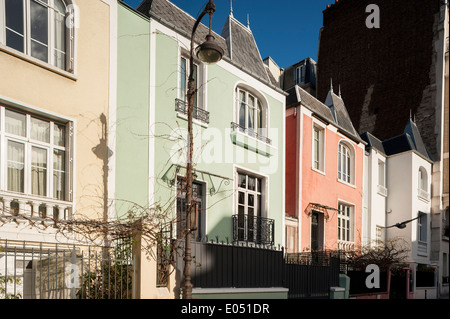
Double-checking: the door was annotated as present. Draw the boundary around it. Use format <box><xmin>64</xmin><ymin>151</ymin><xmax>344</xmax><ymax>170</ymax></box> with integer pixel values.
<box><xmin>311</xmin><ymin>211</ymin><xmax>324</xmax><ymax>251</ymax></box>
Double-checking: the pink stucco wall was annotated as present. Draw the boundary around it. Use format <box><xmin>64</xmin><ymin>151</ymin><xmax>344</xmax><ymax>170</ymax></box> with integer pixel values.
<box><xmin>300</xmin><ymin>112</ymin><xmax>364</xmax><ymax>251</ymax></box>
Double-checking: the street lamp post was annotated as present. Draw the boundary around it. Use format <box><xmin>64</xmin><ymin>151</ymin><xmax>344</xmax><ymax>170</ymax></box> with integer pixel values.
<box><xmin>183</xmin><ymin>0</ymin><xmax>223</xmax><ymax>300</ymax></box>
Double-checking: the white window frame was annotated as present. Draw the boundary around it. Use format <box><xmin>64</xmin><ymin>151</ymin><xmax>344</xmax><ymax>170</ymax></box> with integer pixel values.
<box><xmin>312</xmin><ymin>120</ymin><xmax>325</xmax><ymax>173</ymax></box>
<box><xmin>178</xmin><ymin>50</ymin><xmax>204</xmax><ymax>110</ymax></box>
<box><xmin>418</xmin><ymin>166</ymin><xmax>430</xmax><ymax>201</ymax></box>
<box><xmin>235</xmin><ymin>86</ymin><xmax>268</xmax><ymax>139</ymax></box>
<box><xmin>337</xmin><ymin>202</ymin><xmax>354</xmax><ymax>243</ymax></box>
<box><xmin>418</xmin><ymin>212</ymin><xmax>428</xmax><ymax>243</ymax></box>
<box><xmin>0</xmin><ymin>105</ymin><xmax>72</xmax><ymax>202</ymax></box>
<box><xmin>0</xmin><ymin>0</ymin><xmax>76</xmax><ymax>73</ymax></box>
<box><xmin>337</xmin><ymin>140</ymin><xmax>355</xmax><ymax>185</ymax></box>
<box><xmin>236</xmin><ymin>171</ymin><xmax>265</xmax><ymax>218</ymax></box>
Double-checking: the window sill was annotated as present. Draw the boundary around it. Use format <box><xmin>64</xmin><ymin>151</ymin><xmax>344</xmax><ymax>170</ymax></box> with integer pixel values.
<box><xmin>176</xmin><ymin>112</ymin><xmax>209</xmax><ymax>128</ymax></box>
<box><xmin>312</xmin><ymin>167</ymin><xmax>325</xmax><ymax>176</ymax></box>
<box><xmin>230</xmin><ymin>129</ymin><xmax>276</xmax><ymax>157</ymax></box>
<box><xmin>377</xmin><ymin>185</ymin><xmax>388</xmax><ymax>197</ymax></box>
<box><xmin>0</xmin><ymin>44</ymin><xmax>77</xmax><ymax>81</ymax></box>
<box><xmin>337</xmin><ymin>178</ymin><xmax>356</xmax><ymax>189</ymax></box>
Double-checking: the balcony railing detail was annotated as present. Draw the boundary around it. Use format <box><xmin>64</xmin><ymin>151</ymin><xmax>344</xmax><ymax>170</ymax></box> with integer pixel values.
<box><xmin>175</xmin><ymin>99</ymin><xmax>210</xmax><ymax>124</ymax></box>
<box><xmin>232</xmin><ymin>214</ymin><xmax>274</xmax><ymax>246</ymax></box>
<box><xmin>0</xmin><ymin>193</ymin><xmax>73</xmax><ymax>225</ymax></box>
<box><xmin>230</xmin><ymin>122</ymin><xmax>272</xmax><ymax>145</ymax></box>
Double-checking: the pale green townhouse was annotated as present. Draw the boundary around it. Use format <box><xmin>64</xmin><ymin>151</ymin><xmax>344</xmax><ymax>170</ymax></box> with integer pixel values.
<box><xmin>114</xmin><ymin>0</ymin><xmax>286</xmax><ymax>298</ymax></box>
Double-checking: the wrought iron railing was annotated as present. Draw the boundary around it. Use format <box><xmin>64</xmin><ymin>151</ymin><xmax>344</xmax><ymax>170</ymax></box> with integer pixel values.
<box><xmin>175</xmin><ymin>99</ymin><xmax>209</xmax><ymax>124</ymax></box>
<box><xmin>230</xmin><ymin>122</ymin><xmax>272</xmax><ymax>145</ymax></box>
<box><xmin>0</xmin><ymin>240</ymin><xmax>134</xmax><ymax>299</ymax></box>
<box><xmin>232</xmin><ymin>214</ymin><xmax>274</xmax><ymax>246</ymax></box>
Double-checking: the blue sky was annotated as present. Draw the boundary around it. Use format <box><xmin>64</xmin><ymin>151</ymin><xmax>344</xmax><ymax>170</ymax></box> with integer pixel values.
<box><xmin>123</xmin><ymin>0</ymin><xmax>333</xmax><ymax>69</ymax></box>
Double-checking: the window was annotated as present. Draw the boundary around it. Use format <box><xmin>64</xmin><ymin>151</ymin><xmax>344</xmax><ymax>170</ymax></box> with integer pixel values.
<box><xmin>1</xmin><ymin>107</ymin><xmax>69</xmax><ymax>201</ymax></box>
<box><xmin>235</xmin><ymin>87</ymin><xmax>268</xmax><ymax>140</ymax></box>
<box><xmin>338</xmin><ymin>142</ymin><xmax>354</xmax><ymax>184</ymax></box>
<box><xmin>295</xmin><ymin>65</ymin><xmax>305</xmax><ymax>84</ymax></box>
<box><xmin>418</xmin><ymin>212</ymin><xmax>427</xmax><ymax>243</ymax></box>
<box><xmin>235</xmin><ymin>171</ymin><xmax>273</xmax><ymax>245</ymax></box>
<box><xmin>377</xmin><ymin>160</ymin><xmax>387</xmax><ymax>196</ymax></box>
<box><xmin>179</xmin><ymin>56</ymin><xmax>199</xmax><ymax>108</ymax></box>
<box><xmin>418</xmin><ymin>166</ymin><xmax>429</xmax><ymax>201</ymax></box>
<box><xmin>376</xmin><ymin>225</ymin><xmax>384</xmax><ymax>246</ymax></box>
<box><xmin>176</xmin><ymin>177</ymin><xmax>204</xmax><ymax>242</ymax></box>
<box><xmin>338</xmin><ymin>203</ymin><xmax>353</xmax><ymax>243</ymax></box>
<box><xmin>378</xmin><ymin>160</ymin><xmax>385</xmax><ymax>187</ymax></box>
<box><xmin>1</xmin><ymin>0</ymin><xmax>75</xmax><ymax>72</ymax></box>
<box><xmin>313</xmin><ymin>124</ymin><xmax>325</xmax><ymax>172</ymax></box>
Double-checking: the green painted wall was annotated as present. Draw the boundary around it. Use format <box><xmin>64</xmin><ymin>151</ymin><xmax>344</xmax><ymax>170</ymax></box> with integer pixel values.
<box><xmin>116</xmin><ymin>4</ymin><xmax>150</xmax><ymax>218</ymax></box>
<box><xmin>116</xmin><ymin>4</ymin><xmax>285</xmax><ymax>245</ymax></box>
<box><xmin>151</xmin><ymin>27</ymin><xmax>285</xmax><ymax>245</ymax></box>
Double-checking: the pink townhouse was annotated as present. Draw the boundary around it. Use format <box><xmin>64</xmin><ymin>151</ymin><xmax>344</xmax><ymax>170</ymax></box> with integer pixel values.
<box><xmin>285</xmin><ymin>85</ymin><xmax>366</xmax><ymax>253</ymax></box>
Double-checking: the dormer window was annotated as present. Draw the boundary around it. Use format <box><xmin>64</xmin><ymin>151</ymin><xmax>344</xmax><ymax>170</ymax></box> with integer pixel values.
<box><xmin>1</xmin><ymin>0</ymin><xmax>75</xmax><ymax>73</ymax></box>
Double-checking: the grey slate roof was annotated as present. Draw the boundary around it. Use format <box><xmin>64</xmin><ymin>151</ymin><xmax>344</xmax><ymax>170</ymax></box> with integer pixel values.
<box><xmin>324</xmin><ymin>90</ymin><xmax>360</xmax><ymax>139</ymax></box>
<box><xmin>137</xmin><ymin>0</ymin><xmax>230</xmax><ymax>58</ymax></box>
<box><xmin>286</xmin><ymin>85</ymin><xmax>362</xmax><ymax>143</ymax></box>
<box><xmin>360</xmin><ymin>132</ymin><xmax>386</xmax><ymax>155</ymax></box>
<box><xmin>137</xmin><ymin>0</ymin><xmax>271</xmax><ymax>85</ymax></box>
<box><xmin>361</xmin><ymin>118</ymin><xmax>433</xmax><ymax>161</ymax></box>
<box><xmin>221</xmin><ymin>15</ymin><xmax>270</xmax><ymax>83</ymax></box>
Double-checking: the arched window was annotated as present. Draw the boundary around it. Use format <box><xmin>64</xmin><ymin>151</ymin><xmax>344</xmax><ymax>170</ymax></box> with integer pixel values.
<box><xmin>418</xmin><ymin>167</ymin><xmax>428</xmax><ymax>192</ymax></box>
<box><xmin>338</xmin><ymin>141</ymin><xmax>354</xmax><ymax>185</ymax></box>
<box><xmin>235</xmin><ymin>86</ymin><xmax>268</xmax><ymax>141</ymax></box>
<box><xmin>1</xmin><ymin>0</ymin><xmax>75</xmax><ymax>72</ymax></box>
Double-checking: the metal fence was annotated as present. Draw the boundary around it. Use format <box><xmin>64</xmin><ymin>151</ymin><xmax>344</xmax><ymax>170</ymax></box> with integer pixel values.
<box><xmin>285</xmin><ymin>252</ymin><xmax>341</xmax><ymax>299</ymax></box>
<box><xmin>175</xmin><ymin>240</ymin><xmax>341</xmax><ymax>299</ymax></box>
<box><xmin>0</xmin><ymin>239</ymin><xmax>134</xmax><ymax>299</ymax></box>
<box><xmin>175</xmin><ymin>239</ymin><xmax>284</xmax><ymax>289</ymax></box>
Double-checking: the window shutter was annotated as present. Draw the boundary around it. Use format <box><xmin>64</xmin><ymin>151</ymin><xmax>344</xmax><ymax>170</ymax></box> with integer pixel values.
<box><xmin>65</xmin><ymin>5</ymin><xmax>75</xmax><ymax>73</ymax></box>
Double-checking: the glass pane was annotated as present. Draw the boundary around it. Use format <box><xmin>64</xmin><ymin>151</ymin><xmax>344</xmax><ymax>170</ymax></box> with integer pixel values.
<box><xmin>31</xmin><ymin>117</ymin><xmax>50</xmax><ymax>142</ymax></box>
<box><xmin>247</xmin><ymin>96</ymin><xmax>254</xmax><ymax>131</ymax></box>
<box><xmin>257</xmin><ymin>195</ymin><xmax>262</xmax><ymax>218</ymax></box>
<box><xmin>239</xmin><ymin>91</ymin><xmax>246</xmax><ymax>128</ymax></box>
<box><xmin>54</xmin><ymin>0</ymin><xmax>66</xmax><ymax>69</ymax></box>
<box><xmin>54</xmin><ymin>124</ymin><xmax>66</xmax><ymax>146</ymax></box>
<box><xmin>257</xmin><ymin>178</ymin><xmax>262</xmax><ymax>192</ymax></box>
<box><xmin>5</xmin><ymin>0</ymin><xmax>24</xmax><ymax>34</ymax></box>
<box><xmin>6</xmin><ymin>29</ymin><xmax>24</xmax><ymax>53</ymax></box>
<box><xmin>31</xmin><ymin>40</ymin><xmax>48</xmax><ymax>63</ymax></box>
<box><xmin>6</xmin><ymin>110</ymin><xmax>26</xmax><ymax>136</ymax></box>
<box><xmin>7</xmin><ymin>141</ymin><xmax>25</xmax><ymax>193</ymax></box>
<box><xmin>238</xmin><ymin>191</ymin><xmax>245</xmax><ymax>205</ymax></box>
<box><xmin>53</xmin><ymin>149</ymin><xmax>65</xmax><ymax>200</ymax></box>
<box><xmin>54</xmin><ymin>50</ymin><xmax>66</xmax><ymax>70</ymax></box>
<box><xmin>248</xmin><ymin>177</ymin><xmax>255</xmax><ymax>191</ymax></box>
<box><xmin>31</xmin><ymin>0</ymin><xmax>49</xmax><ymax>44</ymax></box>
<box><xmin>180</xmin><ymin>58</ymin><xmax>187</xmax><ymax>101</ymax></box>
<box><xmin>32</xmin><ymin>147</ymin><xmax>47</xmax><ymax>196</ymax></box>
<box><xmin>238</xmin><ymin>173</ymin><xmax>246</xmax><ymax>189</ymax></box>
<box><xmin>248</xmin><ymin>194</ymin><xmax>254</xmax><ymax>208</ymax></box>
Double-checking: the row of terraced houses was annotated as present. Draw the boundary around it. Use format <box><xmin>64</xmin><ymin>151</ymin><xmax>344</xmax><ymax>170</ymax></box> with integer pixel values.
<box><xmin>0</xmin><ymin>0</ymin><xmax>448</xmax><ymax>299</ymax></box>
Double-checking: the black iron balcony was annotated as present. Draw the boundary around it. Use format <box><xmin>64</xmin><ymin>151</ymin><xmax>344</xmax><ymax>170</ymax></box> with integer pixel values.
<box><xmin>175</xmin><ymin>98</ymin><xmax>210</xmax><ymax>124</ymax></box>
<box><xmin>232</xmin><ymin>214</ymin><xmax>274</xmax><ymax>246</ymax></box>
<box><xmin>230</xmin><ymin>122</ymin><xmax>272</xmax><ymax>145</ymax></box>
